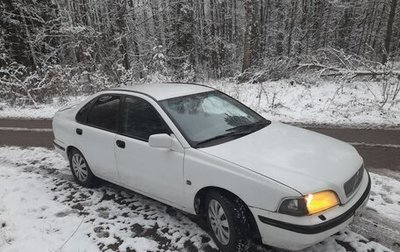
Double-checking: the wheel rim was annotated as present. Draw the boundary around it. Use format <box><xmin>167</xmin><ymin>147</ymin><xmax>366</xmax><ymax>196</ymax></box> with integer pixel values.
<box><xmin>208</xmin><ymin>199</ymin><xmax>230</xmax><ymax>245</ymax></box>
<box><xmin>71</xmin><ymin>153</ymin><xmax>88</xmax><ymax>182</ymax></box>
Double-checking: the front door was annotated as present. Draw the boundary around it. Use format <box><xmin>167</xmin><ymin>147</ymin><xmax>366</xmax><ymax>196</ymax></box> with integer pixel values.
<box><xmin>115</xmin><ymin>95</ymin><xmax>184</xmax><ymax>206</ymax></box>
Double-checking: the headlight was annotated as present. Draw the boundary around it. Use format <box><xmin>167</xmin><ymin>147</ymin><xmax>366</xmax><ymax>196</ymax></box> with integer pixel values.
<box><xmin>279</xmin><ymin>191</ymin><xmax>340</xmax><ymax>216</ymax></box>
<box><xmin>305</xmin><ymin>191</ymin><xmax>340</xmax><ymax>215</ymax></box>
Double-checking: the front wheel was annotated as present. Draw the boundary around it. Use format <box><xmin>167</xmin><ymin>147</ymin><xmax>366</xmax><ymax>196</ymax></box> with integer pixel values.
<box><xmin>68</xmin><ymin>148</ymin><xmax>96</xmax><ymax>187</ymax></box>
<box><xmin>206</xmin><ymin>191</ymin><xmax>251</xmax><ymax>252</ymax></box>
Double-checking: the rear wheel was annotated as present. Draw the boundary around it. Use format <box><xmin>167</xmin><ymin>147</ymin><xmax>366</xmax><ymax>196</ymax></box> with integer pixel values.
<box><xmin>206</xmin><ymin>191</ymin><xmax>251</xmax><ymax>252</ymax></box>
<box><xmin>68</xmin><ymin>148</ymin><xmax>96</xmax><ymax>187</ymax></box>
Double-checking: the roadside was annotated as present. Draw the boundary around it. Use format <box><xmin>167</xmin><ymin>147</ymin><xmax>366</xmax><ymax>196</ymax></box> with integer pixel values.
<box><xmin>1</xmin><ymin>80</ymin><xmax>399</xmax><ymax>127</ymax></box>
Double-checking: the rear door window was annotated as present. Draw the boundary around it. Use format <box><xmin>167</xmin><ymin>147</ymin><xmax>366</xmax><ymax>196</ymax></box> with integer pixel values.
<box><xmin>87</xmin><ymin>95</ymin><xmax>120</xmax><ymax>132</ymax></box>
<box><xmin>76</xmin><ymin>98</ymin><xmax>96</xmax><ymax>124</ymax></box>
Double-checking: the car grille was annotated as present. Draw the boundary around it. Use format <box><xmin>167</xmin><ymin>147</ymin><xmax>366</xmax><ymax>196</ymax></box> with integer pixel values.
<box><xmin>344</xmin><ymin>166</ymin><xmax>364</xmax><ymax>198</ymax></box>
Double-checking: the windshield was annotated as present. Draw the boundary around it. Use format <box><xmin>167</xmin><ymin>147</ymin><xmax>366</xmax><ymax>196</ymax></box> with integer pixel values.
<box><xmin>160</xmin><ymin>91</ymin><xmax>270</xmax><ymax>148</ymax></box>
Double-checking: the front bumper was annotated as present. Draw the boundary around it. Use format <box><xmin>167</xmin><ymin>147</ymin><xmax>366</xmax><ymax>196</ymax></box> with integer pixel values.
<box><xmin>251</xmin><ymin>171</ymin><xmax>371</xmax><ymax>250</ymax></box>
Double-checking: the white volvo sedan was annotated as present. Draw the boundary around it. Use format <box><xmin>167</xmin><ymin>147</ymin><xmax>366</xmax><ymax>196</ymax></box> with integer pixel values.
<box><xmin>52</xmin><ymin>83</ymin><xmax>371</xmax><ymax>251</ymax></box>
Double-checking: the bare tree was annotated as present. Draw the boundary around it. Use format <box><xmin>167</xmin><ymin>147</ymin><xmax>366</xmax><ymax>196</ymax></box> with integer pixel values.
<box><xmin>242</xmin><ymin>0</ymin><xmax>260</xmax><ymax>72</ymax></box>
<box><xmin>382</xmin><ymin>0</ymin><xmax>398</xmax><ymax>64</ymax></box>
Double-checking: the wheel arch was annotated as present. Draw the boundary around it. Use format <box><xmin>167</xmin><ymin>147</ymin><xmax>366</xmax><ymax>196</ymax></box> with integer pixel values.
<box><xmin>194</xmin><ymin>186</ymin><xmax>261</xmax><ymax>241</ymax></box>
<box><xmin>66</xmin><ymin>145</ymin><xmax>78</xmax><ymax>158</ymax></box>
<box><xmin>66</xmin><ymin>146</ymin><xmax>91</xmax><ymax>168</ymax></box>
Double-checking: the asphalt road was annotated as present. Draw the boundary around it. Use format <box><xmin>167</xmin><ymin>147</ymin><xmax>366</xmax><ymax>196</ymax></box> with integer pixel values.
<box><xmin>302</xmin><ymin>126</ymin><xmax>400</xmax><ymax>171</ymax></box>
<box><xmin>0</xmin><ymin>119</ymin><xmax>399</xmax><ymax>171</ymax></box>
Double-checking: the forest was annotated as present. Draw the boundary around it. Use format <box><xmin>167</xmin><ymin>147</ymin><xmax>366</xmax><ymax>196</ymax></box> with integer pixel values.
<box><xmin>1</xmin><ymin>0</ymin><xmax>400</xmax><ymax>104</ymax></box>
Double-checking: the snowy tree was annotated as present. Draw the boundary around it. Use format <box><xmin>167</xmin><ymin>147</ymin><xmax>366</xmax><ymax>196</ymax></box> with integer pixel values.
<box><xmin>1</xmin><ymin>0</ymin><xmax>400</xmax><ymax>98</ymax></box>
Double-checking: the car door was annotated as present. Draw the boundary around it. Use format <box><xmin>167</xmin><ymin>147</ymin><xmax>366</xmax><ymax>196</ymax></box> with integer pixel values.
<box><xmin>75</xmin><ymin>94</ymin><xmax>120</xmax><ymax>183</ymax></box>
<box><xmin>115</xmin><ymin>95</ymin><xmax>185</xmax><ymax>206</ymax></box>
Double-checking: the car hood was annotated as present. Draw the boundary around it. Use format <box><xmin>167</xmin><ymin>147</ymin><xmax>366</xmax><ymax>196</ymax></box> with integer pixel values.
<box><xmin>199</xmin><ymin>122</ymin><xmax>363</xmax><ymax>202</ymax></box>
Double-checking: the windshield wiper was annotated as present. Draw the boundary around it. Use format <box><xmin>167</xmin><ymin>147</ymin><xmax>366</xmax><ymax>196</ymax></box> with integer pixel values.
<box><xmin>226</xmin><ymin>120</ymin><xmax>267</xmax><ymax>133</ymax></box>
<box><xmin>195</xmin><ymin>120</ymin><xmax>270</xmax><ymax>148</ymax></box>
<box><xmin>194</xmin><ymin>131</ymin><xmax>250</xmax><ymax>148</ymax></box>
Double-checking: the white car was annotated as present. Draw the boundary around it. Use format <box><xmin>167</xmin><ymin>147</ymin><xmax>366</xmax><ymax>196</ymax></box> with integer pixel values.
<box><xmin>52</xmin><ymin>83</ymin><xmax>371</xmax><ymax>251</ymax></box>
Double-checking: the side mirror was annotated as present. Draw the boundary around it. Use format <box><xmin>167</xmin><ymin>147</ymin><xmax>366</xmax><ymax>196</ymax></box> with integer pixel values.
<box><xmin>149</xmin><ymin>134</ymin><xmax>172</xmax><ymax>149</ymax></box>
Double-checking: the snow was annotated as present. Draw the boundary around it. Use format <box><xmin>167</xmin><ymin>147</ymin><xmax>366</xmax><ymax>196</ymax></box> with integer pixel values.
<box><xmin>0</xmin><ymin>96</ymin><xmax>86</xmax><ymax>119</ymax></box>
<box><xmin>0</xmin><ymin>147</ymin><xmax>398</xmax><ymax>252</ymax></box>
<box><xmin>0</xmin><ymin>150</ymin><xmax>98</xmax><ymax>252</ymax></box>
<box><xmin>0</xmin><ymin>147</ymin><xmax>217</xmax><ymax>252</ymax></box>
<box><xmin>368</xmin><ymin>173</ymin><xmax>400</xmax><ymax>222</ymax></box>
<box><xmin>210</xmin><ymin>80</ymin><xmax>400</xmax><ymax>127</ymax></box>
<box><xmin>303</xmin><ymin>231</ymin><xmax>391</xmax><ymax>252</ymax></box>
<box><xmin>1</xmin><ymin>81</ymin><xmax>398</xmax><ymax>127</ymax></box>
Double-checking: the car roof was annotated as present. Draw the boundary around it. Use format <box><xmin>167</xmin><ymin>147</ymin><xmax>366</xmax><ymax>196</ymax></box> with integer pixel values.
<box><xmin>111</xmin><ymin>83</ymin><xmax>214</xmax><ymax>101</ymax></box>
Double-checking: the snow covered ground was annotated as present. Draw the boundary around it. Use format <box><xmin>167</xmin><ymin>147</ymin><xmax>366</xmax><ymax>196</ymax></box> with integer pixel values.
<box><xmin>0</xmin><ymin>147</ymin><xmax>398</xmax><ymax>252</ymax></box>
<box><xmin>0</xmin><ymin>96</ymin><xmax>86</xmax><ymax>119</ymax></box>
<box><xmin>367</xmin><ymin>173</ymin><xmax>400</xmax><ymax>221</ymax></box>
<box><xmin>210</xmin><ymin>80</ymin><xmax>400</xmax><ymax>127</ymax></box>
<box><xmin>1</xmin><ymin>80</ymin><xmax>399</xmax><ymax>127</ymax></box>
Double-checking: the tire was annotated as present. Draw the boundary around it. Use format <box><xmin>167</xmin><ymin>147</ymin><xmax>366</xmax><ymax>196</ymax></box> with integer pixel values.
<box><xmin>205</xmin><ymin>191</ymin><xmax>252</xmax><ymax>252</ymax></box>
<box><xmin>68</xmin><ymin>148</ymin><xmax>96</xmax><ymax>187</ymax></box>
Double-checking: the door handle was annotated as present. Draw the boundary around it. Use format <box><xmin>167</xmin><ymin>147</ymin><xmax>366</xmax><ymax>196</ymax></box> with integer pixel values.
<box><xmin>76</xmin><ymin>128</ymin><xmax>83</xmax><ymax>135</ymax></box>
<box><xmin>116</xmin><ymin>140</ymin><xmax>125</xmax><ymax>149</ymax></box>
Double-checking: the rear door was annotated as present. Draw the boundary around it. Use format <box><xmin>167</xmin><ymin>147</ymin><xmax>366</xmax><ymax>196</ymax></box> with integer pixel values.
<box><xmin>75</xmin><ymin>94</ymin><xmax>121</xmax><ymax>182</ymax></box>
<box><xmin>115</xmin><ymin>95</ymin><xmax>185</xmax><ymax>206</ymax></box>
